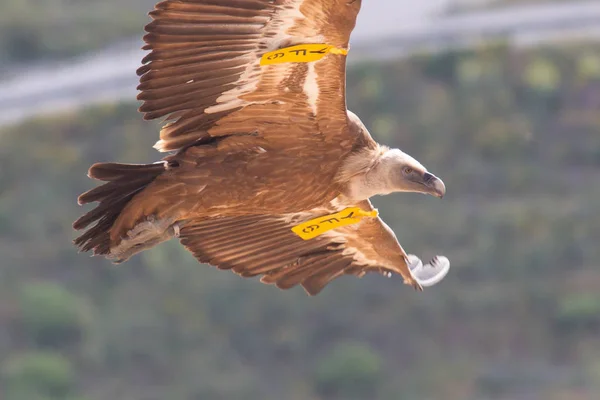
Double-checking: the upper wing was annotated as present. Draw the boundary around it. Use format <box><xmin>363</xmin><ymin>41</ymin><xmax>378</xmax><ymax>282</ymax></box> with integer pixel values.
<box><xmin>178</xmin><ymin>200</ymin><xmax>426</xmax><ymax>295</ymax></box>
<box><xmin>138</xmin><ymin>0</ymin><xmax>362</xmax><ymax>152</ymax></box>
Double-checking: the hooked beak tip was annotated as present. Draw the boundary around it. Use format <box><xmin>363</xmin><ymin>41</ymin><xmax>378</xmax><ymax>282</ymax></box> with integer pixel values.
<box><xmin>429</xmin><ymin>175</ymin><xmax>446</xmax><ymax>199</ymax></box>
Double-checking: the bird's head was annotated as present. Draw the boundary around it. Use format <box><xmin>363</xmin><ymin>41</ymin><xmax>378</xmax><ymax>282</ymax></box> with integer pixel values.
<box><xmin>377</xmin><ymin>148</ymin><xmax>446</xmax><ymax>198</ymax></box>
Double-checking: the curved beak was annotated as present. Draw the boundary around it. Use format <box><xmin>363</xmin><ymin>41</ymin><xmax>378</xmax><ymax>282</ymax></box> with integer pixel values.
<box><xmin>423</xmin><ymin>172</ymin><xmax>446</xmax><ymax>198</ymax></box>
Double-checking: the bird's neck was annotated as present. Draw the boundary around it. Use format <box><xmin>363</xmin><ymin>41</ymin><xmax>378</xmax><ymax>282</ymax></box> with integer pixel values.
<box><xmin>336</xmin><ymin>145</ymin><xmax>395</xmax><ymax>201</ymax></box>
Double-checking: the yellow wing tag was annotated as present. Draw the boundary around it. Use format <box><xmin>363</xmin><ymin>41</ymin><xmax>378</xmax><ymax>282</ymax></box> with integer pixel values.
<box><xmin>291</xmin><ymin>207</ymin><xmax>379</xmax><ymax>241</ymax></box>
<box><xmin>260</xmin><ymin>44</ymin><xmax>348</xmax><ymax>66</ymax></box>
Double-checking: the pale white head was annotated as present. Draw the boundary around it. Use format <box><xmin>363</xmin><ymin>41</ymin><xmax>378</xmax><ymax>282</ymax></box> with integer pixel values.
<box><xmin>340</xmin><ymin>147</ymin><xmax>446</xmax><ymax>201</ymax></box>
<box><xmin>376</xmin><ymin>148</ymin><xmax>446</xmax><ymax>197</ymax></box>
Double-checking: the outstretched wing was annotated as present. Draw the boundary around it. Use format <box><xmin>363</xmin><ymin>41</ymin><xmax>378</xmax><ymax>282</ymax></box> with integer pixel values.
<box><xmin>178</xmin><ymin>200</ymin><xmax>428</xmax><ymax>295</ymax></box>
<box><xmin>138</xmin><ymin>0</ymin><xmax>362</xmax><ymax>152</ymax></box>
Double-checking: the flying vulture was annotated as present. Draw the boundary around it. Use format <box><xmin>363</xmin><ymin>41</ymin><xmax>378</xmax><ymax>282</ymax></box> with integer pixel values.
<box><xmin>73</xmin><ymin>0</ymin><xmax>450</xmax><ymax>295</ymax></box>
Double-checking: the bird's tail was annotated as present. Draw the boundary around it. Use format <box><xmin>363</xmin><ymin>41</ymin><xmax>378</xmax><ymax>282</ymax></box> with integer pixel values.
<box><xmin>73</xmin><ymin>161</ymin><xmax>167</xmax><ymax>258</ymax></box>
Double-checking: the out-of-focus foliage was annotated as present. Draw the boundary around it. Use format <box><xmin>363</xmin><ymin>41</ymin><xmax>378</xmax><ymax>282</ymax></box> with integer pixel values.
<box><xmin>0</xmin><ymin>0</ymin><xmax>155</xmax><ymax>65</ymax></box>
<box><xmin>18</xmin><ymin>282</ymin><xmax>89</xmax><ymax>348</ymax></box>
<box><xmin>1</xmin><ymin>352</ymin><xmax>75</xmax><ymax>399</ymax></box>
<box><xmin>313</xmin><ymin>342</ymin><xmax>383</xmax><ymax>399</ymax></box>
<box><xmin>1</xmin><ymin>41</ymin><xmax>599</xmax><ymax>399</ymax></box>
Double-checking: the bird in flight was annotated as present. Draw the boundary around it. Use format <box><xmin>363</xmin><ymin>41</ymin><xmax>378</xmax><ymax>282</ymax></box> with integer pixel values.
<box><xmin>74</xmin><ymin>0</ymin><xmax>450</xmax><ymax>295</ymax></box>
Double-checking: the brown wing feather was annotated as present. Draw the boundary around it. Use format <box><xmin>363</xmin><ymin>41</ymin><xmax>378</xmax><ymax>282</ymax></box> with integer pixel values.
<box><xmin>178</xmin><ymin>199</ymin><xmax>420</xmax><ymax>296</ymax></box>
<box><xmin>138</xmin><ymin>0</ymin><xmax>362</xmax><ymax>152</ymax></box>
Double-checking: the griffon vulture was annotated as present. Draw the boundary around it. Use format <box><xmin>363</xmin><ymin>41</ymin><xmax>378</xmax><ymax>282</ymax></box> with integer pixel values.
<box><xmin>73</xmin><ymin>0</ymin><xmax>450</xmax><ymax>295</ymax></box>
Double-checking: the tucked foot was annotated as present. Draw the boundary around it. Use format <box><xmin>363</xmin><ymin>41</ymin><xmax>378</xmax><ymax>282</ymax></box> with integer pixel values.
<box><xmin>109</xmin><ymin>216</ymin><xmax>181</xmax><ymax>263</ymax></box>
<box><xmin>407</xmin><ymin>254</ymin><xmax>450</xmax><ymax>287</ymax></box>
<box><xmin>124</xmin><ymin>215</ymin><xmax>167</xmax><ymax>241</ymax></box>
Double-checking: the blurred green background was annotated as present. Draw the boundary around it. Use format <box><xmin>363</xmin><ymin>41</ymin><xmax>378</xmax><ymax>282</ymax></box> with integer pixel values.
<box><xmin>1</xmin><ymin>1</ymin><xmax>599</xmax><ymax>399</ymax></box>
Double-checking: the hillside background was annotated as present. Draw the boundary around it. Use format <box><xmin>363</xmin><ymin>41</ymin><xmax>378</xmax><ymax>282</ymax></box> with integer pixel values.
<box><xmin>0</xmin><ymin>1</ymin><xmax>599</xmax><ymax>400</ymax></box>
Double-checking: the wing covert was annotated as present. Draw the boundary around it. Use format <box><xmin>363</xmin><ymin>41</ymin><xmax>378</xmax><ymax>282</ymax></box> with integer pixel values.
<box><xmin>178</xmin><ymin>199</ymin><xmax>427</xmax><ymax>295</ymax></box>
<box><xmin>138</xmin><ymin>0</ymin><xmax>362</xmax><ymax>152</ymax></box>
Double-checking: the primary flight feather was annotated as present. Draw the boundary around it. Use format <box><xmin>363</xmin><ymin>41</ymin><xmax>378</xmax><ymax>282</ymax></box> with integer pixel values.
<box><xmin>73</xmin><ymin>0</ymin><xmax>450</xmax><ymax>295</ymax></box>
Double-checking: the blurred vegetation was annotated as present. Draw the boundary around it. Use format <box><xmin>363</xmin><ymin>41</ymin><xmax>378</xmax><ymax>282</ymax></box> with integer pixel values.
<box><xmin>18</xmin><ymin>282</ymin><xmax>89</xmax><ymax>348</ymax></box>
<box><xmin>313</xmin><ymin>342</ymin><xmax>383</xmax><ymax>399</ymax></box>
<box><xmin>2</xmin><ymin>352</ymin><xmax>76</xmax><ymax>400</ymax></box>
<box><xmin>0</xmin><ymin>0</ymin><xmax>156</xmax><ymax>66</ymax></box>
<box><xmin>1</xmin><ymin>41</ymin><xmax>600</xmax><ymax>399</ymax></box>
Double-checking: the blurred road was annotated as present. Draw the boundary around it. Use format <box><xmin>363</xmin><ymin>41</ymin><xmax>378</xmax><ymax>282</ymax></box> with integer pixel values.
<box><xmin>1</xmin><ymin>1</ymin><xmax>600</xmax><ymax>127</ymax></box>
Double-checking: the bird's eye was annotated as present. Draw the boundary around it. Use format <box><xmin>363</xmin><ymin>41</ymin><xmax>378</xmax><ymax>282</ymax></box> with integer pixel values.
<box><xmin>403</xmin><ymin>167</ymin><xmax>413</xmax><ymax>174</ymax></box>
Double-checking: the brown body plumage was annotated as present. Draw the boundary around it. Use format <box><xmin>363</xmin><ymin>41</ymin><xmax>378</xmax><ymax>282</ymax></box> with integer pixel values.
<box><xmin>74</xmin><ymin>0</ymin><xmax>449</xmax><ymax>295</ymax></box>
